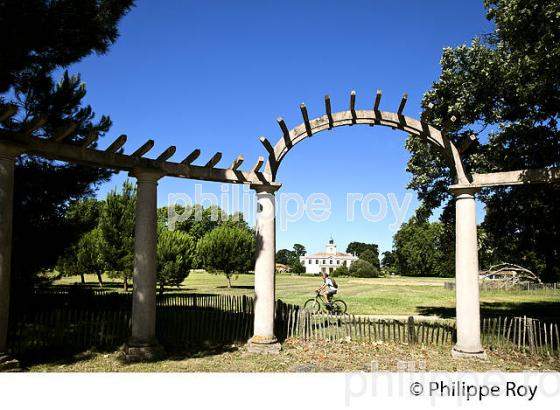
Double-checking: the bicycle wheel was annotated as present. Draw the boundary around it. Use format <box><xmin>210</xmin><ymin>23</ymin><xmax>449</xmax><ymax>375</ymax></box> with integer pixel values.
<box><xmin>303</xmin><ymin>298</ymin><xmax>321</xmax><ymax>314</ymax></box>
<box><xmin>332</xmin><ymin>300</ymin><xmax>347</xmax><ymax>314</ymax></box>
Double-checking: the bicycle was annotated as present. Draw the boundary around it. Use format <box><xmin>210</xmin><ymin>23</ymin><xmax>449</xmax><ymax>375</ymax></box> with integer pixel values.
<box><xmin>303</xmin><ymin>291</ymin><xmax>347</xmax><ymax>314</ymax></box>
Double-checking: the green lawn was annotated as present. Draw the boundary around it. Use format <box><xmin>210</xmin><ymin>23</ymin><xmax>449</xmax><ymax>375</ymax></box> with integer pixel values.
<box><xmin>53</xmin><ymin>271</ymin><xmax>560</xmax><ymax>321</ymax></box>
<box><xmin>26</xmin><ymin>338</ymin><xmax>560</xmax><ymax>372</ymax></box>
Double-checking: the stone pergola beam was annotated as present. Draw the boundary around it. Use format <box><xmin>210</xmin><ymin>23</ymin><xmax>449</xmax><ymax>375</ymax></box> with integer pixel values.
<box><xmin>451</xmin><ymin>167</ymin><xmax>560</xmax><ymax>189</ymax></box>
<box><xmin>105</xmin><ymin>134</ymin><xmax>127</xmax><ymax>153</ymax></box>
<box><xmin>132</xmin><ymin>140</ymin><xmax>155</xmax><ymax>157</ymax></box>
<box><xmin>0</xmin><ymin>134</ymin><xmax>277</xmax><ymax>186</ymax></box>
<box><xmin>21</xmin><ymin>116</ymin><xmax>48</xmax><ymax>134</ymax></box>
<box><xmin>277</xmin><ymin>117</ymin><xmax>291</xmax><ymax>148</ymax></box>
<box><xmin>156</xmin><ymin>146</ymin><xmax>176</xmax><ymax>162</ymax></box>
<box><xmin>458</xmin><ymin>134</ymin><xmax>477</xmax><ymax>154</ymax></box>
<box><xmin>350</xmin><ymin>91</ymin><xmax>357</xmax><ymax>123</ymax></box>
<box><xmin>204</xmin><ymin>152</ymin><xmax>222</xmax><ymax>168</ymax></box>
<box><xmin>79</xmin><ymin>130</ymin><xmax>99</xmax><ymax>147</ymax></box>
<box><xmin>397</xmin><ymin>93</ymin><xmax>408</xmax><ymax>115</ymax></box>
<box><xmin>374</xmin><ymin>89</ymin><xmax>382</xmax><ymax>111</ymax></box>
<box><xmin>324</xmin><ymin>95</ymin><xmax>333</xmax><ymax>127</ymax></box>
<box><xmin>251</xmin><ymin>156</ymin><xmax>264</xmax><ymax>173</ymax></box>
<box><xmin>181</xmin><ymin>149</ymin><xmax>201</xmax><ymax>165</ymax></box>
<box><xmin>259</xmin><ymin>136</ymin><xmax>275</xmax><ymax>157</ymax></box>
<box><xmin>228</xmin><ymin>155</ymin><xmax>244</xmax><ymax>170</ymax></box>
<box><xmin>263</xmin><ymin>104</ymin><xmax>469</xmax><ymax>186</ymax></box>
<box><xmin>299</xmin><ymin>103</ymin><xmax>312</xmax><ymax>136</ymax></box>
<box><xmin>52</xmin><ymin>123</ymin><xmax>78</xmax><ymax>142</ymax></box>
<box><xmin>0</xmin><ymin>106</ymin><xmax>17</xmax><ymax>122</ymax></box>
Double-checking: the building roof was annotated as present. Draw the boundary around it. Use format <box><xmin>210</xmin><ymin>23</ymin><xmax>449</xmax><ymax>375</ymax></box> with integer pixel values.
<box><xmin>302</xmin><ymin>251</ymin><xmax>354</xmax><ymax>258</ymax></box>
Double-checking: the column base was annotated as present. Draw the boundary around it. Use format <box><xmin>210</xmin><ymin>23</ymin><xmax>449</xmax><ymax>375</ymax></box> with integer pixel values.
<box><xmin>122</xmin><ymin>342</ymin><xmax>165</xmax><ymax>362</ymax></box>
<box><xmin>246</xmin><ymin>336</ymin><xmax>282</xmax><ymax>354</ymax></box>
<box><xmin>451</xmin><ymin>346</ymin><xmax>487</xmax><ymax>360</ymax></box>
<box><xmin>0</xmin><ymin>354</ymin><xmax>20</xmax><ymax>371</ymax></box>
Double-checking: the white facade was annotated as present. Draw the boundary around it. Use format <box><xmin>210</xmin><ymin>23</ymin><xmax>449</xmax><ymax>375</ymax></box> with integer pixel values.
<box><xmin>300</xmin><ymin>239</ymin><xmax>358</xmax><ymax>275</ymax></box>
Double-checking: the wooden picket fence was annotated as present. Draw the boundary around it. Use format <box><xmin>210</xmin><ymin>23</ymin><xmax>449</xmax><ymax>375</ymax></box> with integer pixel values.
<box><xmin>481</xmin><ymin>316</ymin><xmax>560</xmax><ymax>355</ymax></box>
<box><xmin>444</xmin><ymin>282</ymin><xmax>560</xmax><ymax>294</ymax></box>
<box><xmin>7</xmin><ymin>290</ymin><xmax>560</xmax><ymax>357</ymax></box>
<box><xmin>8</xmin><ymin>293</ymin><xmax>256</xmax><ymax>355</ymax></box>
<box><xmin>276</xmin><ymin>305</ymin><xmax>455</xmax><ymax>345</ymax></box>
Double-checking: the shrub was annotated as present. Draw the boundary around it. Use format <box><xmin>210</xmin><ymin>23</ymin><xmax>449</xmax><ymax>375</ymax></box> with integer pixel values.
<box><xmin>349</xmin><ymin>259</ymin><xmax>380</xmax><ymax>278</ymax></box>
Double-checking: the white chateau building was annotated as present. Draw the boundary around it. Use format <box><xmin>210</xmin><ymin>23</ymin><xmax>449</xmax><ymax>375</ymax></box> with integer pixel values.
<box><xmin>300</xmin><ymin>238</ymin><xmax>358</xmax><ymax>275</ymax></box>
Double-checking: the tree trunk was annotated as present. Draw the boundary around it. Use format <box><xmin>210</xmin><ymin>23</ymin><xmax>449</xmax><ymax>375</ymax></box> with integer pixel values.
<box><xmin>80</xmin><ymin>273</ymin><xmax>85</xmax><ymax>284</ymax></box>
<box><xmin>227</xmin><ymin>275</ymin><xmax>232</xmax><ymax>288</ymax></box>
<box><xmin>123</xmin><ymin>276</ymin><xmax>129</xmax><ymax>292</ymax></box>
<box><xmin>159</xmin><ymin>281</ymin><xmax>164</xmax><ymax>296</ymax></box>
<box><xmin>96</xmin><ymin>272</ymin><xmax>104</xmax><ymax>287</ymax></box>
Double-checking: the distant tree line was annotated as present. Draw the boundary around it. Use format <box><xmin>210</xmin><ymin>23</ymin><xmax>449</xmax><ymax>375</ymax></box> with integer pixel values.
<box><xmin>56</xmin><ymin>181</ymin><xmax>255</xmax><ymax>291</ymax></box>
<box><xmin>404</xmin><ymin>0</ymin><xmax>560</xmax><ymax>281</ymax></box>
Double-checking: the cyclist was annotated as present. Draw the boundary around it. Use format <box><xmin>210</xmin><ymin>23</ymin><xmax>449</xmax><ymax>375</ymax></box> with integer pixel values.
<box><xmin>317</xmin><ymin>272</ymin><xmax>338</xmax><ymax>309</ymax></box>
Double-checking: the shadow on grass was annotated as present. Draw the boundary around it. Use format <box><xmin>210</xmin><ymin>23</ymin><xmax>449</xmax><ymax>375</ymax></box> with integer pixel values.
<box><xmin>215</xmin><ymin>285</ymin><xmax>254</xmax><ymax>290</ymax></box>
<box><xmin>417</xmin><ymin>301</ymin><xmax>560</xmax><ymax>323</ymax></box>
<box><xmin>16</xmin><ymin>341</ymin><xmax>242</xmax><ymax>370</ymax></box>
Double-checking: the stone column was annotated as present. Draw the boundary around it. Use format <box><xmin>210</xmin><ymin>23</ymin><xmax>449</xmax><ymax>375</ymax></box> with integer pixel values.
<box><xmin>0</xmin><ymin>147</ymin><xmax>21</xmax><ymax>369</ymax></box>
<box><xmin>124</xmin><ymin>169</ymin><xmax>163</xmax><ymax>361</ymax></box>
<box><xmin>247</xmin><ymin>185</ymin><xmax>281</xmax><ymax>353</ymax></box>
<box><xmin>452</xmin><ymin>188</ymin><xmax>486</xmax><ymax>359</ymax></box>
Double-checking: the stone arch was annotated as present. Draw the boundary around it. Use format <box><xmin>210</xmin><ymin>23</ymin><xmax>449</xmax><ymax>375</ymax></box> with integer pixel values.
<box><xmin>261</xmin><ymin>94</ymin><xmax>469</xmax><ymax>186</ymax></box>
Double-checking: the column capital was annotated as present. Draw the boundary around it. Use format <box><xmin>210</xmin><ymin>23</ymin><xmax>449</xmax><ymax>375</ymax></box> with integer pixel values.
<box><xmin>250</xmin><ymin>183</ymin><xmax>281</xmax><ymax>194</ymax></box>
<box><xmin>450</xmin><ymin>186</ymin><xmax>480</xmax><ymax>197</ymax></box>
<box><xmin>129</xmin><ymin>168</ymin><xmax>165</xmax><ymax>183</ymax></box>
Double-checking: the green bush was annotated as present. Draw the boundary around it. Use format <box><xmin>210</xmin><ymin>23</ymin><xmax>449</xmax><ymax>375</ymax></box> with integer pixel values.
<box><xmin>348</xmin><ymin>259</ymin><xmax>379</xmax><ymax>278</ymax></box>
<box><xmin>196</xmin><ymin>224</ymin><xmax>255</xmax><ymax>287</ymax></box>
<box><xmin>332</xmin><ymin>265</ymin><xmax>349</xmax><ymax>277</ymax></box>
<box><xmin>157</xmin><ymin>229</ymin><xmax>196</xmax><ymax>293</ymax></box>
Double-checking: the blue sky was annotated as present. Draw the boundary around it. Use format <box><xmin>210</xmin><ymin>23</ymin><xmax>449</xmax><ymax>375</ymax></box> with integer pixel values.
<box><xmin>64</xmin><ymin>0</ymin><xmax>493</xmax><ymax>255</ymax></box>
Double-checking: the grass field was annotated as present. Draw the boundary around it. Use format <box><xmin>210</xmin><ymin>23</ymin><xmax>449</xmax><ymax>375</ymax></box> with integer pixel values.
<box><xmin>53</xmin><ymin>271</ymin><xmax>560</xmax><ymax>321</ymax></box>
<box><xmin>26</xmin><ymin>339</ymin><xmax>560</xmax><ymax>372</ymax></box>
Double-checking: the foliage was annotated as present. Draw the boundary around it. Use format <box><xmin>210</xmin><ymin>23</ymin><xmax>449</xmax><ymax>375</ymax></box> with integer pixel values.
<box><xmin>276</xmin><ymin>244</ymin><xmax>307</xmax><ymax>273</ymax></box>
<box><xmin>288</xmin><ymin>259</ymin><xmax>306</xmax><ymax>275</ymax></box>
<box><xmin>98</xmin><ymin>181</ymin><xmax>136</xmax><ymax>290</ymax></box>
<box><xmin>380</xmin><ymin>251</ymin><xmax>397</xmax><ymax>275</ymax></box>
<box><xmin>76</xmin><ymin>228</ymin><xmax>106</xmax><ymax>283</ymax></box>
<box><xmin>159</xmin><ymin>205</ymin><xmax>246</xmax><ymax>240</ymax></box>
<box><xmin>56</xmin><ymin>227</ymin><xmax>106</xmax><ymax>285</ymax></box>
<box><xmin>292</xmin><ymin>244</ymin><xmax>306</xmax><ymax>258</ymax></box>
<box><xmin>332</xmin><ymin>265</ymin><xmax>349</xmax><ymax>277</ymax></box>
<box><xmin>405</xmin><ymin>0</ymin><xmax>560</xmax><ymax>280</ymax></box>
<box><xmin>358</xmin><ymin>249</ymin><xmax>379</xmax><ymax>269</ymax></box>
<box><xmin>56</xmin><ymin>243</ymin><xmax>83</xmax><ymax>282</ymax></box>
<box><xmin>276</xmin><ymin>249</ymin><xmax>294</xmax><ymax>265</ymax></box>
<box><xmin>348</xmin><ymin>259</ymin><xmax>379</xmax><ymax>278</ymax></box>
<box><xmin>157</xmin><ymin>229</ymin><xmax>196</xmax><ymax>293</ymax></box>
<box><xmin>392</xmin><ymin>218</ymin><xmax>453</xmax><ymax>277</ymax></box>
<box><xmin>196</xmin><ymin>224</ymin><xmax>255</xmax><ymax>287</ymax></box>
<box><xmin>1</xmin><ymin>0</ymin><xmax>134</xmax><ymax>287</ymax></box>
<box><xmin>346</xmin><ymin>242</ymin><xmax>380</xmax><ymax>269</ymax></box>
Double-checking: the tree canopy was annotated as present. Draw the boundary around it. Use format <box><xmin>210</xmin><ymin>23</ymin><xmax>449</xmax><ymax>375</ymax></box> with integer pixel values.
<box><xmin>348</xmin><ymin>259</ymin><xmax>379</xmax><ymax>278</ymax></box>
<box><xmin>346</xmin><ymin>242</ymin><xmax>380</xmax><ymax>269</ymax></box>
<box><xmin>0</xmin><ymin>0</ymin><xmax>134</xmax><ymax>288</ymax></box>
<box><xmin>156</xmin><ymin>230</ymin><xmax>196</xmax><ymax>294</ymax></box>
<box><xmin>196</xmin><ymin>224</ymin><xmax>255</xmax><ymax>288</ymax></box>
<box><xmin>406</xmin><ymin>0</ymin><xmax>560</xmax><ymax>280</ymax></box>
<box><xmin>98</xmin><ymin>181</ymin><xmax>136</xmax><ymax>290</ymax></box>
<box><xmin>392</xmin><ymin>218</ymin><xmax>453</xmax><ymax>277</ymax></box>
